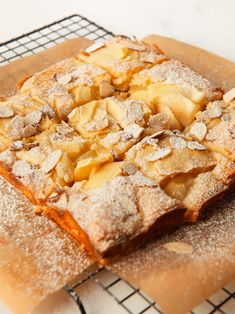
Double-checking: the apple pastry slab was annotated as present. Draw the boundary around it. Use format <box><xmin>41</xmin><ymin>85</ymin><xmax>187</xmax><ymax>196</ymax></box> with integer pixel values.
<box><xmin>0</xmin><ymin>36</ymin><xmax>234</xmax><ymax>264</ymax></box>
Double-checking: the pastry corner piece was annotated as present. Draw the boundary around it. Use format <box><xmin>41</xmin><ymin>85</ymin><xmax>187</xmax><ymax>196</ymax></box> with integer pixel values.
<box><xmin>42</xmin><ymin>169</ymin><xmax>185</xmax><ymax>264</ymax></box>
<box><xmin>0</xmin><ymin>176</ymin><xmax>91</xmax><ymax>314</ymax></box>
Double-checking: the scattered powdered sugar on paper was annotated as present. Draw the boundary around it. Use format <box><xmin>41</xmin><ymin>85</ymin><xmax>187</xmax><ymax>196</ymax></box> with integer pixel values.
<box><xmin>110</xmin><ymin>190</ymin><xmax>235</xmax><ymax>282</ymax></box>
<box><xmin>0</xmin><ymin>177</ymin><xmax>91</xmax><ymax>306</ymax></box>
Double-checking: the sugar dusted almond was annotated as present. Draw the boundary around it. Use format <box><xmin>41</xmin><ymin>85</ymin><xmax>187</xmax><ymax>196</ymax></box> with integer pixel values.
<box><xmin>206</xmin><ymin>130</ymin><xmax>216</xmax><ymax>141</ymax></box>
<box><xmin>207</xmin><ymin>102</ymin><xmax>222</xmax><ymax>119</ymax></box>
<box><xmin>0</xmin><ymin>106</ymin><xmax>14</xmax><ymax>118</ymax></box>
<box><xmin>124</xmin><ymin>123</ymin><xmax>144</xmax><ymax>139</ymax></box>
<box><xmin>169</xmin><ymin>136</ymin><xmax>187</xmax><ymax>149</ymax></box>
<box><xmin>12</xmin><ymin>160</ymin><xmax>32</xmax><ymax>177</ymax></box>
<box><xmin>150</xmin><ymin>130</ymin><xmax>166</xmax><ymax>139</ymax></box>
<box><xmin>56</xmin><ymin>73</ymin><xmax>72</xmax><ymax>85</ymax></box>
<box><xmin>99</xmin><ymin>81</ymin><xmax>114</xmax><ymax>98</ymax></box>
<box><xmin>85</xmin><ymin>42</ymin><xmax>105</xmax><ymax>53</ymax></box>
<box><xmin>56</xmin><ymin>122</ymin><xmax>74</xmax><ymax>135</ymax></box>
<box><xmin>40</xmin><ymin>105</ymin><xmax>55</xmax><ymax>119</ymax></box>
<box><xmin>22</xmin><ymin>125</ymin><xmax>37</xmax><ymax>138</ymax></box>
<box><xmin>149</xmin><ymin>113</ymin><xmax>169</xmax><ymax>127</ymax></box>
<box><xmin>162</xmin><ymin>241</ymin><xmax>193</xmax><ymax>254</ymax></box>
<box><xmin>25</xmin><ymin>110</ymin><xmax>43</xmax><ymax>125</ymax></box>
<box><xmin>10</xmin><ymin>140</ymin><xmax>24</xmax><ymax>151</ymax></box>
<box><xmin>7</xmin><ymin>116</ymin><xmax>24</xmax><ymax>140</ymax></box>
<box><xmin>0</xmin><ymin>150</ymin><xmax>16</xmax><ymax>167</ymax></box>
<box><xmin>221</xmin><ymin>113</ymin><xmax>231</xmax><ymax>122</ymax></box>
<box><xmin>146</xmin><ymin>147</ymin><xmax>171</xmax><ymax>161</ymax></box>
<box><xmin>140</xmin><ymin>52</ymin><xmax>158</xmax><ymax>63</ymax></box>
<box><xmin>41</xmin><ymin>150</ymin><xmax>62</xmax><ymax>174</ymax></box>
<box><xmin>189</xmin><ymin>122</ymin><xmax>207</xmax><ymax>141</ymax></box>
<box><xmin>126</xmin><ymin>41</ymin><xmax>145</xmax><ymax>51</ymax></box>
<box><xmin>121</xmin><ymin>162</ymin><xmax>137</xmax><ymax>175</ymax></box>
<box><xmin>187</xmin><ymin>141</ymin><xmax>206</xmax><ymax>151</ymax></box>
<box><xmin>223</xmin><ymin>88</ymin><xmax>235</xmax><ymax>103</ymax></box>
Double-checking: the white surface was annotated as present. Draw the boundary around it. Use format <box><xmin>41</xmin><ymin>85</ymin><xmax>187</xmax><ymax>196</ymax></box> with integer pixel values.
<box><xmin>0</xmin><ymin>0</ymin><xmax>234</xmax><ymax>61</ymax></box>
<box><xmin>0</xmin><ymin>1</ymin><xmax>234</xmax><ymax>313</ymax></box>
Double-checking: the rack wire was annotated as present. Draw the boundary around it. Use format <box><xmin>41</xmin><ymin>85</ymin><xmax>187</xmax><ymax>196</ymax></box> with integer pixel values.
<box><xmin>0</xmin><ymin>14</ymin><xmax>113</xmax><ymax>65</ymax></box>
<box><xmin>0</xmin><ymin>14</ymin><xmax>234</xmax><ymax>314</ymax></box>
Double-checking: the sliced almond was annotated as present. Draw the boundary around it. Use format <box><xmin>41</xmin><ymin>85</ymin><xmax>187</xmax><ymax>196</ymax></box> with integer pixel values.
<box><xmin>121</xmin><ymin>162</ymin><xmax>137</xmax><ymax>175</ymax></box>
<box><xmin>56</xmin><ymin>122</ymin><xmax>74</xmax><ymax>135</ymax></box>
<box><xmin>189</xmin><ymin>122</ymin><xmax>207</xmax><ymax>141</ymax></box>
<box><xmin>12</xmin><ymin>160</ymin><xmax>32</xmax><ymax>177</ymax></box>
<box><xmin>207</xmin><ymin>101</ymin><xmax>222</xmax><ymax>119</ymax></box>
<box><xmin>22</xmin><ymin>125</ymin><xmax>37</xmax><ymax>138</ymax></box>
<box><xmin>169</xmin><ymin>136</ymin><xmax>187</xmax><ymax>149</ymax></box>
<box><xmin>99</xmin><ymin>81</ymin><xmax>114</xmax><ymax>98</ymax></box>
<box><xmin>221</xmin><ymin>113</ymin><xmax>231</xmax><ymax>122</ymax></box>
<box><xmin>126</xmin><ymin>42</ymin><xmax>145</xmax><ymax>51</ymax></box>
<box><xmin>206</xmin><ymin>130</ymin><xmax>216</xmax><ymax>141</ymax></box>
<box><xmin>86</xmin><ymin>108</ymin><xmax>109</xmax><ymax>131</ymax></box>
<box><xmin>150</xmin><ymin>130</ymin><xmax>166</xmax><ymax>139</ymax></box>
<box><xmin>41</xmin><ymin>150</ymin><xmax>62</xmax><ymax>174</ymax></box>
<box><xmin>10</xmin><ymin>140</ymin><xmax>24</xmax><ymax>151</ymax></box>
<box><xmin>140</xmin><ymin>52</ymin><xmax>158</xmax><ymax>63</ymax></box>
<box><xmin>187</xmin><ymin>141</ymin><xmax>206</xmax><ymax>151</ymax></box>
<box><xmin>0</xmin><ymin>106</ymin><xmax>14</xmax><ymax>118</ymax></box>
<box><xmin>7</xmin><ymin>115</ymin><xmax>24</xmax><ymax>140</ymax></box>
<box><xmin>223</xmin><ymin>88</ymin><xmax>235</xmax><ymax>104</ymax></box>
<box><xmin>148</xmin><ymin>113</ymin><xmax>169</xmax><ymax>127</ymax></box>
<box><xmin>146</xmin><ymin>147</ymin><xmax>171</xmax><ymax>161</ymax></box>
<box><xmin>55</xmin><ymin>123</ymin><xmax>73</xmax><ymax>136</ymax></box>
<box><xmin>124</xmin><ymin>123</ymin><xmax>144</xmax><ymax>139</ymax></box>
<box><xmin>85</xmin><ymin>42</ymin><xmax>105</xmax><ymax>53</ymax></box>
<box><xmin>0</xmin><ymin>150</ymin><xmax>16</xmax><ymax>167</ymax></box>
<box><xmin>40</xmin><ymin>105</ymin><xmax>55</xmax><ymax>119</ymax></box>
<box><xmin>56</xmin><ymin>73</ymin><xmax>72</xmax><ymax>85</ymax></box>
<box><xmin>117</xmin><ymin>34</ymin><xmax>131</xmax><ymax>40</ymax></box>
<box><xmin>25</xmin><ymin>110</ymin><xmax>43</xmax><ymax>125</ymax></box>
<box><xmin>162</xmin><ymin>241</ymin><xmax>193</xmax><ymax>254</ymax></box>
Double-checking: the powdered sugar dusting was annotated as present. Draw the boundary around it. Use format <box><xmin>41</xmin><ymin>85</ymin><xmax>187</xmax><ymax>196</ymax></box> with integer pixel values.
<box><xmin>0</xmin><ymin>176</ymin><xmax>91</xmax><ymax>305</ymax></box>
<box><xmin>110</xmin><ymin>190</ymin><xmax>235</xmax><ymax>279</ymax></box>
<box><xmin>137</xmin><ymin>60</ymin><xmax>222</xmax><ymax>100</ymax></box>
<box><xmin>67</xmin><ymin>173</ymin><xmax>182</xmax><ymax>254</ymax></box>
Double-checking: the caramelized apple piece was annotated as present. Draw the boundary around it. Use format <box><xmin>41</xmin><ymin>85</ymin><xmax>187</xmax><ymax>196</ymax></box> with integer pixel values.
<box><xmin>85</xmin><ymin>161</ymin><xmax>123</xmax><ymax>189</ymax></box>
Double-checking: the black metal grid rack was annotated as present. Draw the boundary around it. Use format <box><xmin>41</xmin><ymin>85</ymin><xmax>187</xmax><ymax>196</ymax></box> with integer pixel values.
<box><xmin>0</xmin><ymin>14</ymin><xmax>234</xmax><ymax>314</ymax></box>
<box><xmin>0</xmin><ymin>14</ymin><xmax>113</xmax><ymax>65</ymax></box>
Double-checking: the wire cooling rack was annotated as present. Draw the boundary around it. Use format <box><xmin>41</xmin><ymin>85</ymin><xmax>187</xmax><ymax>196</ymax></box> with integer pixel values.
<box><xmin>0</xmin><ymin>14</ymin><xmax>113</xmax><ymax>65</ymax></box>
<box><xmin>0</xmin><ymin>14</ymin><xmax>234</xmax><ymax>314</ymax></box>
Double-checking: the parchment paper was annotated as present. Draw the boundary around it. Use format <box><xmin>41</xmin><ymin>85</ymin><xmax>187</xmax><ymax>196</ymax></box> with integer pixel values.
<box><xmin>0</xmin><ymin>35</ymin><xmax>234</xmax><ymax>314</ymax></box>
